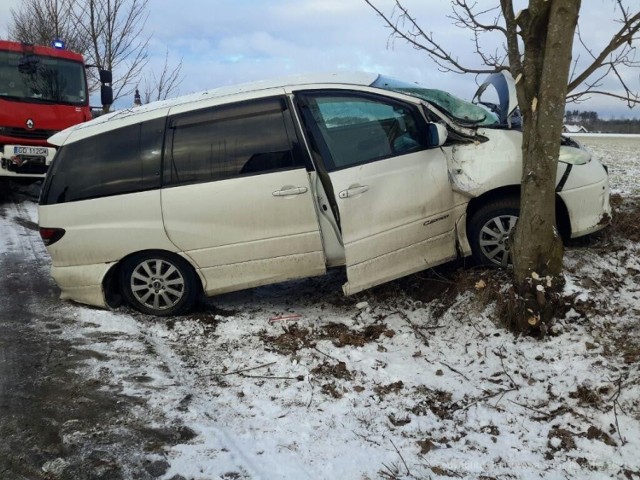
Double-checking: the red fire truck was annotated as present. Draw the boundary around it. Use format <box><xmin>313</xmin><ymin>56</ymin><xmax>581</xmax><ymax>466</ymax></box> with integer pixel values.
<box><xmin>0</xmin><ymin>39</ymin><xmax>111</xmax><ymax>186</ymax></box>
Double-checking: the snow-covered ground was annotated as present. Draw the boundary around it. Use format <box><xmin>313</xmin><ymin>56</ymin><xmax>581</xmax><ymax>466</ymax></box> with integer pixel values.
<box><xmin>2</xmin><ymin>134</ymin><xmax>639</xmax><ymax>479</ymax></box>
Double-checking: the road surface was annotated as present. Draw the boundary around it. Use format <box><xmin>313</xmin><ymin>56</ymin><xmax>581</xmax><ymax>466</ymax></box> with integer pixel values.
<box><xmin>0</xmin><ymin>186</ymin><xmax>184</xmax><ymax>480</ymax></box>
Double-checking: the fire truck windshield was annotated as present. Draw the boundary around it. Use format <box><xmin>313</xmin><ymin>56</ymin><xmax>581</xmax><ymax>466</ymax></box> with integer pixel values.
<box><xmin>0</xmin><ymin>50</ymin><xmax>87</xmax><ymax>106</ymax></box>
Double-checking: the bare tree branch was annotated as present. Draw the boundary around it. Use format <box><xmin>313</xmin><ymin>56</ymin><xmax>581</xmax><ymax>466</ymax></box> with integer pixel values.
<box><xmin>9</xmin><ymin>0</ymin><xmax>88</xmax><ymax>54</ymax></box>
<box><xmin>74</xmin><ymin>0</ymin><xmax>151</xmax><ymax>103</ymax></box>
<box><xmin>568</xmin><ymin>8</ymin><xmax>640</xmax><ymax>95</ymax></box>
<box><xmin>363</xmin><ymin>0</ymin><xmax>504</xmax><ymax>74</ymax></box>
<box><xmin>567</xmin><ymin>89</ymin><xmax>640</xmax><ymax>105</ymax></box>
<box><xmin>142</xmin><ymin>48</ymin><xmax>184</xmax><ymax>103</ymax></box>
<box><xmin>364</xmin><ymin>0</ymin><xmax>639</xmax><ymax>107</ymax></box>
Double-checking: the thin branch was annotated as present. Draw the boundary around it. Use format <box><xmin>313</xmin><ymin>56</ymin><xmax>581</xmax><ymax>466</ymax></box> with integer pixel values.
<box><xmin>566</xmin><ymin>90</ymin><xmax>639</xmax><ymax>106</ymax></box>
<box><xmin>239</xmin><ymin>374</ymin><xmax>304</xmax><ymax>381</ymax></box>
<box><xmin>460</xmin><ymin>387</ymin><xmax>517</xmax><ymax>411</ymax></box>
<box><xmin>497</xmin><ymin>345</ymin><xmax>519</xmax><ymax>390</ymax></box>
<box><xmin>568</xmin><ymin>10</ymin><xmax>640</xmax><ymax>93</ymax></box>
<box><xmin>611</xmin><ymin>375</ymin><xmax>627</xmax><ymax>446</ymax></box>
<box><xmin>439</xmin><ymin>360</ymin><xmax>471</xmax><ymax>382</ymax></box>
<box><xmin>363</xmin><ymin>0</ymin><xmax>502</xmax><ymax>74</ymax></box>
<box><xmin>389</xmin><ymin>439</ymin><xmax>410</xmax><ymax>476</ymax></box>
<box><xmin>197</xmin><ymin>361</ymin><xmax>276</xmax><ymax>378</ymax></box>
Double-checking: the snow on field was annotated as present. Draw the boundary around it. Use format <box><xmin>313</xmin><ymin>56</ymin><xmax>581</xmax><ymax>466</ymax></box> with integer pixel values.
<box><xmin>2</xmin><ymin>134</ymin><xmax>639</xmax><ymax>479</ymax></box>
<box><xmin>575</xmin><ymin>134</ymin><xmax>640</xmax><ymax>195</ymax></box>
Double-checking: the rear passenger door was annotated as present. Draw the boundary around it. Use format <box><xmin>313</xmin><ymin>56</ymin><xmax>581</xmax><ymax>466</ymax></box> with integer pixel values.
<box><xmin>161</xmin><ymin>96</ymin><xmax>326</xmax><ymax>294</ymax></box>
<box><xmin>296</xmin><ymin>91</ymin><xmax>457</xmax><ymax>295</ymax></box>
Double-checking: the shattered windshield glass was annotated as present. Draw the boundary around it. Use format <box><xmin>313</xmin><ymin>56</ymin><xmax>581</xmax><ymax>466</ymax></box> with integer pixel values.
<box><xmin>372</xmin><ymin>75</ymin><xmax>498</xmax><ymax>127</ymax></box>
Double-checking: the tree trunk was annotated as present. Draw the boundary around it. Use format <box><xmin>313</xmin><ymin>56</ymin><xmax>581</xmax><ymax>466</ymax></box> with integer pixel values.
<box><xmin>505</xmin><ymin>0</ymin><xmax>581</xmax><ymax>331</ymax></box>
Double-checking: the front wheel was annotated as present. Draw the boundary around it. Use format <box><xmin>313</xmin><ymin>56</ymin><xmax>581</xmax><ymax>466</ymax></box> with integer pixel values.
<box><xmin>468</xmin><ymin>197</ymin><xmax>520</xmax><ymax>267</ymax></box>
<box><xmin>120</xmin><ymin>252</ymin><xmax>199</xmax><ymax>316</ymax></box>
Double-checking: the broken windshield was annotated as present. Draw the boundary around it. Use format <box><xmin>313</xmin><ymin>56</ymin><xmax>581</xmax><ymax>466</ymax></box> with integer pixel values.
<box><xmin>372</xmin><ymin>75</ymin><xmax>498</xmax><ymax>127</ymax></box>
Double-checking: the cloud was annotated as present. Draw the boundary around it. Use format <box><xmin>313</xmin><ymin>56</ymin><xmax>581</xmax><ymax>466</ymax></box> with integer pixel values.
<box><xmin>0</xmin><ymin>0</ymin><xmax>637</xmax><ymax>117</ymax></box>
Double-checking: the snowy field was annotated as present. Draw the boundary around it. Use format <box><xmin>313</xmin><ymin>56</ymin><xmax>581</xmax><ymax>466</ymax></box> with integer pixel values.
<box><xmin>3</xmin><ymin>134</ymin><xmax>639</xmax><ymax>479</ymax></box>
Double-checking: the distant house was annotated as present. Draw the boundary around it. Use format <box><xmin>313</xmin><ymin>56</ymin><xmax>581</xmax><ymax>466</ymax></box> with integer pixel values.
<box><xmin>563</xmin><ymin>124</ymin><xmax>589</xmax><ymax>133</ymax></box>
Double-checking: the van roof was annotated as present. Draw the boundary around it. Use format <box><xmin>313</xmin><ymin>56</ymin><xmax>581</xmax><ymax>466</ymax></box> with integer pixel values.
<box><xmin>49</xmin><ymin>71</ymin><xmax>381</xmax><ymax>146</ymax></box>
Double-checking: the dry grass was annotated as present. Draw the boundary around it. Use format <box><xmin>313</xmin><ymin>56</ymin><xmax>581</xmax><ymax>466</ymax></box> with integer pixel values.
<box><xmin>609</xmin><ymin>194</ymin><xmax>640</xmax><ymax>242</ymax></box>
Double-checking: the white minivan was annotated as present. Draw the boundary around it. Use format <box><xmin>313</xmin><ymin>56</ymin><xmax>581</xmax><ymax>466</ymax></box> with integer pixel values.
<box><xmin>38</xmin><ymin>72</ymin><xmax>611</xmax><ymax>316</ymax></box>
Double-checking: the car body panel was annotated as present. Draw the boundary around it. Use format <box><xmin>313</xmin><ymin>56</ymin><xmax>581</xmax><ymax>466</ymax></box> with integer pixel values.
<box><xmin>558</xmin><ymin>160</ymin><xmax>611</xmax><ymax>237</ymax></box>
<box><xmin>50</xmin><ymin>262</ymin><xmax>115</xmax><ymax>307</ymax></box>
<box><xmin>39</xmin><ymin>190</ymin><xmax>176</xmax><ymax>267</ymax></box>
<box><xmin>472</xmin><ymin>71</ymin><xmax>519</xmax><ymax>126</ymax></box>
<box><xmin>446</xmin><ymin>129</ymin><xmax>523</xmax><ymax>196</ymax></box>
<box><xmin>161</xmin><ymin>168</ymin><xmax>327</xmax><ymax>296</ymax></box>
<box><xmin>328</xmin><ymin>149</ymin><xmax>457</xmax><ymax>294</ymax></box>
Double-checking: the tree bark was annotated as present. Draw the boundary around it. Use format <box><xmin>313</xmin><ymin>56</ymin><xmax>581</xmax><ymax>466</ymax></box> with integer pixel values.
<box><xmin>504</xmin><ymin>0</ymin><xmax>581</xmax><ymax>331</ymax></box>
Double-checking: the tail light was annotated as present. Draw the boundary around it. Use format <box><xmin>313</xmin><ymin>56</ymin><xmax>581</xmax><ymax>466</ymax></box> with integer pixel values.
<box><xmin>39</xmin><ymin>227</ymin><xmax>66</xmax><ymax>246</ymax></box>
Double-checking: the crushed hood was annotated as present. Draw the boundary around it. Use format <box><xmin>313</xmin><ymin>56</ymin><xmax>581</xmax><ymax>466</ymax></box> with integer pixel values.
<box><xmin>472</xmin><ymin>71</ymin><xmax>519</xmax><ymax>127</ymax></box>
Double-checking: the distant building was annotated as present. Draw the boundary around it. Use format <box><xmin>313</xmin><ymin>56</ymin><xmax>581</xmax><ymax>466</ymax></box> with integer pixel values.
<box><xmin>133</xmin><ymin>89</ymin><xmax>142</xmax><ymax>107</ymax></box>
<box><xmin>563</xmin><ymin>124</ymin><xmax>588</xmax><ymax>133</ymax></box>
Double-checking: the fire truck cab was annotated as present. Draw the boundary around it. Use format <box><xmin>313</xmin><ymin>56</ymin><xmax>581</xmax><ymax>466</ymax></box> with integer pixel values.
<box><xmin>0</xmin><ymin>40</ymin><xmax>107</xmax><ymax>184</ymax></box>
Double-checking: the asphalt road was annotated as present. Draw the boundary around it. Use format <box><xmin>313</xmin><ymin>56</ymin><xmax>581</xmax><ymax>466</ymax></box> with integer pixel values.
<box><xmin>0</xmin><ymin>186</ymin><xmax>184</xmax><ymax>480</ymax></box>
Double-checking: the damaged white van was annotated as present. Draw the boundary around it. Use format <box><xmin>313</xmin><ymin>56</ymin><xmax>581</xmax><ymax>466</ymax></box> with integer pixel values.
<box><xmin>38</xmin><ymin>72</ymin><xmax>611</xmax><ymax>316</ymax></box>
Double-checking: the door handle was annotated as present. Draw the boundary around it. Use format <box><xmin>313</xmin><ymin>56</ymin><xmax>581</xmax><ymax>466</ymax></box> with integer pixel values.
<box><xmin>272</xmin><ymin>186</ymin><xmax>308</xmax><ymax>197</ymax></box>
<box><xmin>338</xmin><ymin>185</ymin><xmax>369</xmax><ymax>199</ymax></box>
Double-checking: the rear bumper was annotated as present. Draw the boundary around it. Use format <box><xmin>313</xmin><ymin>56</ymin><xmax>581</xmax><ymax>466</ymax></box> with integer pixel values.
<box><xmin>50</xmin><ymin>262</ymin><xmax>114</xmax><ymax>308</ymax></box>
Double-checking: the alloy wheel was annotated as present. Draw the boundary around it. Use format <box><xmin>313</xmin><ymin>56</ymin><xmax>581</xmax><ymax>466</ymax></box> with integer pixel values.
<box><xmin>478</xmin><ymin>214</ymin><xmax>518</xmax><ymax>267</ymax></box>
<box><xmin>129</xmin><ymin>258</ymin><xmax>186</xmax><ymax>311</ymax></box>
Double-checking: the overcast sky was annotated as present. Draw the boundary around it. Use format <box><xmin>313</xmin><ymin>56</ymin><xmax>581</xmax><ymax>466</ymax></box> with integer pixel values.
<box><xmin>1</xmin><ymin>0</ymin><xmax>638</xmax><ymax>118</ymax></box>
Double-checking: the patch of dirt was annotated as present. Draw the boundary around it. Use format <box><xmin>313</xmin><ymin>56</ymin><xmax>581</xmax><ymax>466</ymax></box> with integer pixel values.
<box><xmin>374</xmin><ymin>381</ymin><xmax>404</xmax><ymax>397</ymax></box>
<box><xmin>387</xmin><ymin>413</ymin><xmax>411</xmax><ymax>426</ymax></box>
<box><xmin>311</xmin><ymin>361</ymin><xmax>352</xmax><ymax>380</ymax></box>
<box><xmin>569</xmin><ymin>384</ymin><xmax>605</xmax><ymax>407</ymax></box>
<box><xmin>430</xmin><ymin>465</ymin><xmax>460</xmax><ymax>477</ymax></box>
<box><xmin>261</xmin><ymin>324</ymin><xmax>312</xmax><ymax>354</ymax></box>
<box><xmin>480</xmin><ymin>425</ymin><xmax>500</xmax><ymax>436</ymax></box>
<box><xmin>320</xmin><ymin>382</ymin><xmax>343</xmax><ymax>399</ymax></box>
<box><xmin>410</xmin><ymin>388</ymin><xmax>458</xmax><ymax>420</ymax></box>
<box><xmin>609</xmin><ymin>194</ymin><xmax>640</xmax><ymax>242</ymax></box>
<box><xmin>417</xmin><ymin>438</ymin><xmax>435</xmax><ymax>454</ymax></box>
<box><xmin>603</xmin><ymin>322</ymin><xmax>640</xmax><ymax>365</ymax></box>
<box><xmin>320</xmin><ymin>322</ymin><xmax>390</xmax><ymax>347</ymax></box>
<box><xmin>547</xmin><ymin>426</ymin><xmax>577</xmax><ymax>456</ymax></box>
<box><xmin>586</xmin><ymin>425</ymin><xmax>617</xmax><ymax>446</ymax></box>
<box><xmin>402</xmin><ymin>263</ymin><xmax>476</xmax><ymax>317</ymax></box>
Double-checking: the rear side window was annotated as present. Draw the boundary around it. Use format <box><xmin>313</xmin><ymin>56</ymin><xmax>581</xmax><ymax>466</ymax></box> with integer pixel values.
<box><xmin>41</xmin><ymin>119</ymin><xmax>164</xmax><ymax>205</ymax></box>
<box><xmin>164</xmin><ymin>97</ymin><xmax>305</xmax><ymax>186</ymax></box>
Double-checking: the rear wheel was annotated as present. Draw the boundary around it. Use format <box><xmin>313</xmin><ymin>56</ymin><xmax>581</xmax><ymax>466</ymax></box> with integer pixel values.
<box><xmin>120</xmin><ymin>252</ymin><xmax>199</xmax><ymax>316</ymax></box>
<box><xmin>468</xmin><ymin>197</ymin><xmax>520</xmax><ymax>267</ymax></box>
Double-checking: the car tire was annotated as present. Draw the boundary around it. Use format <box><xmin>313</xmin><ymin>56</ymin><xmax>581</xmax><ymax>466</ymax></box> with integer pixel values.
<box><xmin>468</xmin><ymin>197</ymin><xmax>520</xmax><ymax>267</ymax></box>
<box><xmin>120</xmin><ymin>252</ymin><xmax>199</xmax><ymax>316</ymax></box>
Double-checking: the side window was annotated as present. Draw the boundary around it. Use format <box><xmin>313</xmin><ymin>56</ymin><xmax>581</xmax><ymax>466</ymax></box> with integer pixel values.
<box><xmin>165</xmin><ymin>97</ymin><xmax>305</xmax><ymax>186</ymax></box>
<box><xmin>41</xmin><ymin>119</ymin><xmax>164</xmax><ymax>205</ymax></box>
<box><xmin>298</xmin><ymin>92</ymin><xmax>429</xmax><ymax>171</ymax></box>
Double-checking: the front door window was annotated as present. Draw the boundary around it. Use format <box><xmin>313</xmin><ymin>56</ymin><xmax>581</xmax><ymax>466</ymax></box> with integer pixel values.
<box><xmin>299</xmin><ymin>92</ymin><xmax>429</xmax><ymax>171</ymax></box>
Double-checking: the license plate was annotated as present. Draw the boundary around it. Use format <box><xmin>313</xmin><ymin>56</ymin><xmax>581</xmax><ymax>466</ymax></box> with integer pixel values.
<box><xmin>14</xmin><ymin>146</ymin><xmax>49</xmax><ymax>156</ymax></box>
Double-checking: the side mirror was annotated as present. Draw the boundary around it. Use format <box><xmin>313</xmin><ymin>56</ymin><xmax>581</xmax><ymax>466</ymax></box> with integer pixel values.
<box><xmin>101</xmin><ymin>85</ymin><xmax>113</xmax><ymax>106</ymax></box>
<box><xmin>99</xmin><ymin>69</ymin><xmax>112</xmax><ymax>84</ymax></box>
<box><xmin>428</xmin><ymin>123</ymin><xmax>448</xmax><ymax>147</ymax></box>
